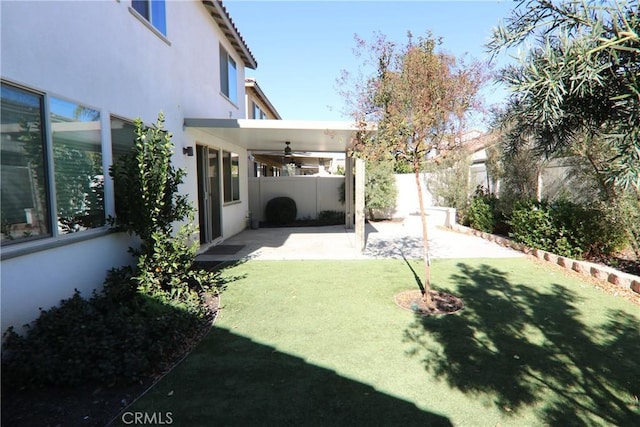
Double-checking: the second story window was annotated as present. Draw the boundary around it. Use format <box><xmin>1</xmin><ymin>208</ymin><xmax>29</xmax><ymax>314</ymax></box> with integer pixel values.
<box><xmin>219</xmin><ymin>45</ymin><xmax>237</xmax><ymax>104</ymax></box>
<box><xmin>253</xmin><ymin>102</ymin><xmax>266</xmax><ymax>119</ymax></box>
<box><xmin>132</xmin><ymin>0</ymin><xmax>166</xmax><ymax>36</ymax></box>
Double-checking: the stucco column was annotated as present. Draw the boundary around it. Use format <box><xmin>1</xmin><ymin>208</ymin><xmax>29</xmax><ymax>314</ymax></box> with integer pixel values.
<box><xmin>354</xmin><ymin>157</ymin><xmax>365</xmax><ymax>253</ymax></box>
<box><xmin>345</xmin><ymin>153</ymin><xmax>354</xmax><ymax>229</ymax></box>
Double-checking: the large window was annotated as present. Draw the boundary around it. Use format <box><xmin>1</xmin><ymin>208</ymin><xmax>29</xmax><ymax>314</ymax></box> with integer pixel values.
<box><xmin>1</xmin><ymin>84</ymin><xmax>50</xmax><ymax>243</ymax></box>
<box><xmin>0</xmin><ymin>82</ymin><xmax>105</xmax><ymax>245</ymax></box>
<box><xmin>131</xmin><ymin>0</ymin><xmax>167</xmax><ymax>36</ymax></box>
<box><xmin>219</xmin><ymin>45</ymin><xmax>237</xmax><ymax>104</ymax></box>
<box><xmin>50</xmin><ymin>97</ymin><xmax>103</xmax><ymax>233</ymax></box>
<box><xmin>223</xmin><ymin>151</ymin><xmax>240</xmax><ymax>203</ymax></box>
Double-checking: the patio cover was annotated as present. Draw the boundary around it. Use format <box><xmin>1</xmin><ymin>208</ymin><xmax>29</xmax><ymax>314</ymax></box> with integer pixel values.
<box><xmin>183</xmin><ymin>118</ymin><xmax>361</xmax><ymax>153</ymax></box>
<box><xmin>183</xmin><ymin>118</ymin><xmax>370</xmax><ymax>252</ymax></box>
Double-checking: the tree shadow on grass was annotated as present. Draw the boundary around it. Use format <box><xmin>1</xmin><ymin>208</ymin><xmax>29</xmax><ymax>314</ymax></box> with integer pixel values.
<box><xmin>113</xmin><ymin>326</ymin><xmax>453</xmax><ymax>426</ymax></box>
<box><xmin>404</xmin><ymin>263</ymin><xmax>640</xmax><ymax>426</ymax></box>
<box><xmin>402</xmin><ymin>253</ymin><xmax>426</xmax><ymax>294</ymax></box>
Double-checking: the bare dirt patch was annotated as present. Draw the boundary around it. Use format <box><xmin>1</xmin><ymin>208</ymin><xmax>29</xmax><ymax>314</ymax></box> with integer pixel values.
<box><xmin>395</xmin><ymin>289</ymin><xmax>464</xmax><ymax>316</ymax></box>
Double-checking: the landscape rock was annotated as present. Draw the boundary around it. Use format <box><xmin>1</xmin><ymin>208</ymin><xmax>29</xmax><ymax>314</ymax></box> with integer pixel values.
<box><xmin>590</xmin><ymin>266</ymin><xmax>609</xmax><ymax>281</ymax></box>
<box><xmin>608</xmin><ymin>273</ymin><xmax>631</xmax><ymax>288</ymax></box>
<box><xmin>544</xmin><ymin>252</ymin><xmax>558</xmax><ymax>264</ymax></box>
<box><xmin>572</xmin><ymin>261</ymin><xmax>586</xmax><ymax>274</ymax></box>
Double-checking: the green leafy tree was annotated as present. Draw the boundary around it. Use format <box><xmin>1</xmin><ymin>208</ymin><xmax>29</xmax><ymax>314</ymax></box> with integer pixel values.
<box><xmin>109</xmin><ymin>113</ymin><xmax>216</xmax><ymax>308</ymax></box>
<box><xmin>109</xmin><ymin>114</ymin><xmax>191</xmax><ymax>248</ymax></box>
<box><xmin>365</xmin><ymin>159</ymin><xmax>398</xmax><ymax>220</ymax></box>
<box><xmin>347</xmin><ymin>32</ymin><xmax>487</xmax><ymax>307</ymax></box>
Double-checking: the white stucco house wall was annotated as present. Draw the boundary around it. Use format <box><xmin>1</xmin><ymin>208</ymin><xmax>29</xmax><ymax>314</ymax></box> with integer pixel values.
<box><xmin>0</xmin><ymin>0</ymin><xmax>258</xmax><ymax>331</ymax></box>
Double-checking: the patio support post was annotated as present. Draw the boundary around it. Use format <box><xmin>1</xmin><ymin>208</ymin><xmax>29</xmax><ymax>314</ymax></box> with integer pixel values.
<box><xmin>345</xmin><ymin>153</ymin><xmax>354</xmax><ymax>229</ymax></box>
<box><xmin>354</xmin><ymin>157</ymin><xmax>365</xmax><ymax>253</ymax></box>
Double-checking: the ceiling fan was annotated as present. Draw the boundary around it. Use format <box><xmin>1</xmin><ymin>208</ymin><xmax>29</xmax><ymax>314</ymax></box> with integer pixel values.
<box><xmin>280</xmin><ymin>141</ymin><xmax>315</xmax><ymax>167</ymax></box>
<box><xmin>283</xmin><ymin>141</ymin><xmax>312</xmax><ymax>157</ymax></box>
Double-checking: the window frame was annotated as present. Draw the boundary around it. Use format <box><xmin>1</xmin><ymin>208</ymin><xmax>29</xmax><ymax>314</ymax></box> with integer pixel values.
<box><xmin>129</xmin><ymin>0</ymin><xmax>169</xmax><ymax>44</ymax></box>
<box><xmin>253</xmin><ymin>102</ymin><xmax>266</xmax><ymax>119</ymax></box>
<box><xmin>109</xmin><ymin>115</ymin><xmax>138</xmax><ymax>217</ymax></box>
<box><xmin>222</xmin><ymin>150</ymin><xmax>240</xmax><ymax>203</ymax></box>
<box><xmin>219</xmin><ymin>45</ymin><xmax>238</xmax><ymax>105</ymax></box>
<box><xmin>1</xmin><ymin>82</ymin><xmax>52</xmax><ymax>245</ymax></box>
<box><xmin>50</xmin><ymin>96</ymin><xmax>104</xmax><ymax>234</ymax></box>
<box><xmin>0</xmin><ymin>80</ymin><xmax>109</xmax><ymax>250</ymax></box>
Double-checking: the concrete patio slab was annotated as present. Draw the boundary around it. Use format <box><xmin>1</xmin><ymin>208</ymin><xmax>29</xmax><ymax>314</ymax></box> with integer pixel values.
<box><xmin>195</xmin><ymin>217</ymin><xmax>523</xmax><ymax>262</ymax></box>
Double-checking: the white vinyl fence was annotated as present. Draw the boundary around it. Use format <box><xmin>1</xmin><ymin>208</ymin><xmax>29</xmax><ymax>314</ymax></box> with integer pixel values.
<box><xmin>248</xmin><ymin>174</ymin><xmax>458</xmax><ymax>227</ymax></box>
<box><xmin>248</xmin><ymin>176</ymin><xmax>345</xmax><ymax>222</ymax></box>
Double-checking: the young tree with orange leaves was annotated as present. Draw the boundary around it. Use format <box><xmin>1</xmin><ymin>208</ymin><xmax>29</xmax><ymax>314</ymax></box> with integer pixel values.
<box><xmin>346</xmin><ymin>32</ymin><xmax>487</xmax><ymax>308</ymax></box>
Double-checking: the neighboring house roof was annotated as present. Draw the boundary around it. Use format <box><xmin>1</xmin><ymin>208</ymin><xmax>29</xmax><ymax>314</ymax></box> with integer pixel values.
<box><xmin>201</xmin><ymin>0</ymin><xmax>257</xmax><ymax>69</ymax></box>
<box><xmin>245</xmin><ymin>77</ymin><xmax>282</xmax><ymax>119</ymax></box>
<box><xmin>461</xmin><ymin>131</ymin><xmax>501</xmax><ymax>164</ymax></box>
<box><xmin>462</xmin><ymin>130</ymin><xmax>496</xmax><ymax>153</ymax></box>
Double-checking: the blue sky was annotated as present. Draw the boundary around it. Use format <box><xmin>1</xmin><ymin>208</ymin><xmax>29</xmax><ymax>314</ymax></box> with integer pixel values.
<box><xmin>225</xmin><ymin>0</ymin><xmax>518</xmax><ymax>128</ymax></box>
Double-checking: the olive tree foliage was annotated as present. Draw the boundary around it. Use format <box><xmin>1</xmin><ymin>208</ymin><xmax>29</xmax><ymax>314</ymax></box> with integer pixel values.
<box><xmin>488</xmin><ymin>0</ymin><xmax>640</xmax><ymax>191</ymax></box>
<box><xmin>488</xmin><ymin>0</ymin><xmax>640</xmax><ymax>258</ymax></box>
<box><xmin>365</xmin><ymin>159</ymin><xmax>398</xmax><ymax>220</ymax></box>
<box><xmin>487</xmin><ymin>130</ymin><xmax>548</xmax><ymax>204</ymax></box>
<box><xmin>425</xmin><ymin>150</ymin><xmax>472</xmax><ymax>220</ymax></box>
<box><xmin>340</xmin><ymin>32</ymin><xmax>487</xmax><ymax>306</ymax></box>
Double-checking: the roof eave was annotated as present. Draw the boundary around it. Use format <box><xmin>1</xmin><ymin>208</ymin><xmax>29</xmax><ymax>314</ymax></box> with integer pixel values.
<box><xmin>245</xmin><ymin>78</ymin><xmax>282</xmax><ymax>119</ymax></box>
<box><xmin>202</xmin><ymin>0</ymin><xmax>258</xmax><ymax>69</ymax></box>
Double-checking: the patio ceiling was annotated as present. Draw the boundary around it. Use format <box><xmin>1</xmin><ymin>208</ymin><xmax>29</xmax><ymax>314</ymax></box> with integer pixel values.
<box><xmin>184</xmin><ymin>118</ymin><xmax>366</xmax><ymax>153</ymax></box>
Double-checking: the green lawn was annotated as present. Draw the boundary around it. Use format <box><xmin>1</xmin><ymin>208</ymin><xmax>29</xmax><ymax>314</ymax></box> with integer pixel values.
<box><xmin>114</xmin><ymin>258</ymin><xmax>640</xmax><ymax>426</ymax></box>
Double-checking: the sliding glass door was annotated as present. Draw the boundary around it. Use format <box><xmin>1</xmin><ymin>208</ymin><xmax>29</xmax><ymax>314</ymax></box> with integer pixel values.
<box><xmin>196</xmin><ymin>145</ymin><xmax>221</xmax><ymax>244</ymax></box>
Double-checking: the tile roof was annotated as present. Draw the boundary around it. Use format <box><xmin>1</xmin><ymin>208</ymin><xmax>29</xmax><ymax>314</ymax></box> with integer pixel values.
<box><xmin>201</xmin><ymin>0</ymin><xmax>257</xmax><ymax>69</ymax></box>
<box><xmin>245</xmin><ymin>77</ymin><xmax>282</xmax><ymax>119</ymax></box>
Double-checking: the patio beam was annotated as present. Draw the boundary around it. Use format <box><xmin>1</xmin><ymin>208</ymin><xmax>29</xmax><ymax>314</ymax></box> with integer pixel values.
<box><xmin>345</xmin><ymin>154</ymin><xmax>354</xmax><ymax>229</ymax></box>
<box><xmin>354</xmin><ymin>158</ymin><xmax>366</xmax><ymax>253</ymax></box>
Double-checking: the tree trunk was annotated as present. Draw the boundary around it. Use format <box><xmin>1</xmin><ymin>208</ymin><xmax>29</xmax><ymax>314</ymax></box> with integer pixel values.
<box><xmin>536</xmin><ymin>168</ymin><xmax>543</xmax><ymax>202</ymax></box>
<box><xmin>414</xmin><ymin>168</ymin><xmax>433</xmax><ymax>307</ymax></box>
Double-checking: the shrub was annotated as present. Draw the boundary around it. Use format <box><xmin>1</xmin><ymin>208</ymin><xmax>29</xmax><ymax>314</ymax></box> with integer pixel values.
<box><xmin>509</xmin><ymin>199</ymin><xmax>580</xmax><ymax>258</ymax></box>
<box><xmin>613</xmin><ymin>193</ymin><xmax>640</xmax><ymax>259</ymax></box>
<box><xmin>426</xmin><ymin>150</ymin><xmax>472</xmax><ymax>217</ymax></box>
<box><xmin>465</xmin><ymin>187</ymin><xmax>497</xmax><ymax>233</ymax></box>
<box><xmin>1</xmin><ymin>268</ymin><xmax>209</xmax><ymax>389</ymax></box>
<box><xmin>553</xmin><ymin>199</ymin><xmax>627</xmax><ymax>259</ymax></box>
<box><xmin>508</xmin><ymin>199</ymin><xmax>627</xmax><ymax>259</ymax></box>
<box><xmin>318</xmin><ymin>210</ymin><xmax>345</xmax><ymax>225</ymax></box>
<box><xmin>265</xmin><ymin>197</ymin><xmax>297</xmax><ymax>225</ymax></box>
<box><xmin>365</xmin><ymin>160</ymin><xmax>397</xmax><ymax>220</ymax></box>
<box><xmin>2</xmin><ymin>113</ymin><xmax>220</xmax><ymax>390</ymax></box>
<box><xmin>109</xmin><ymin>113</ymin><xmax>218</xmax><ymax>310</ymax></box>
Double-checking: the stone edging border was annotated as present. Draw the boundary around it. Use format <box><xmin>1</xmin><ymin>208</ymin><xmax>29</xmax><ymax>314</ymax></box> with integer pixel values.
<box><xmin>449</xmin><ymin>224</ymin><xmax>640</xmax><ymax>295</ymax></box>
